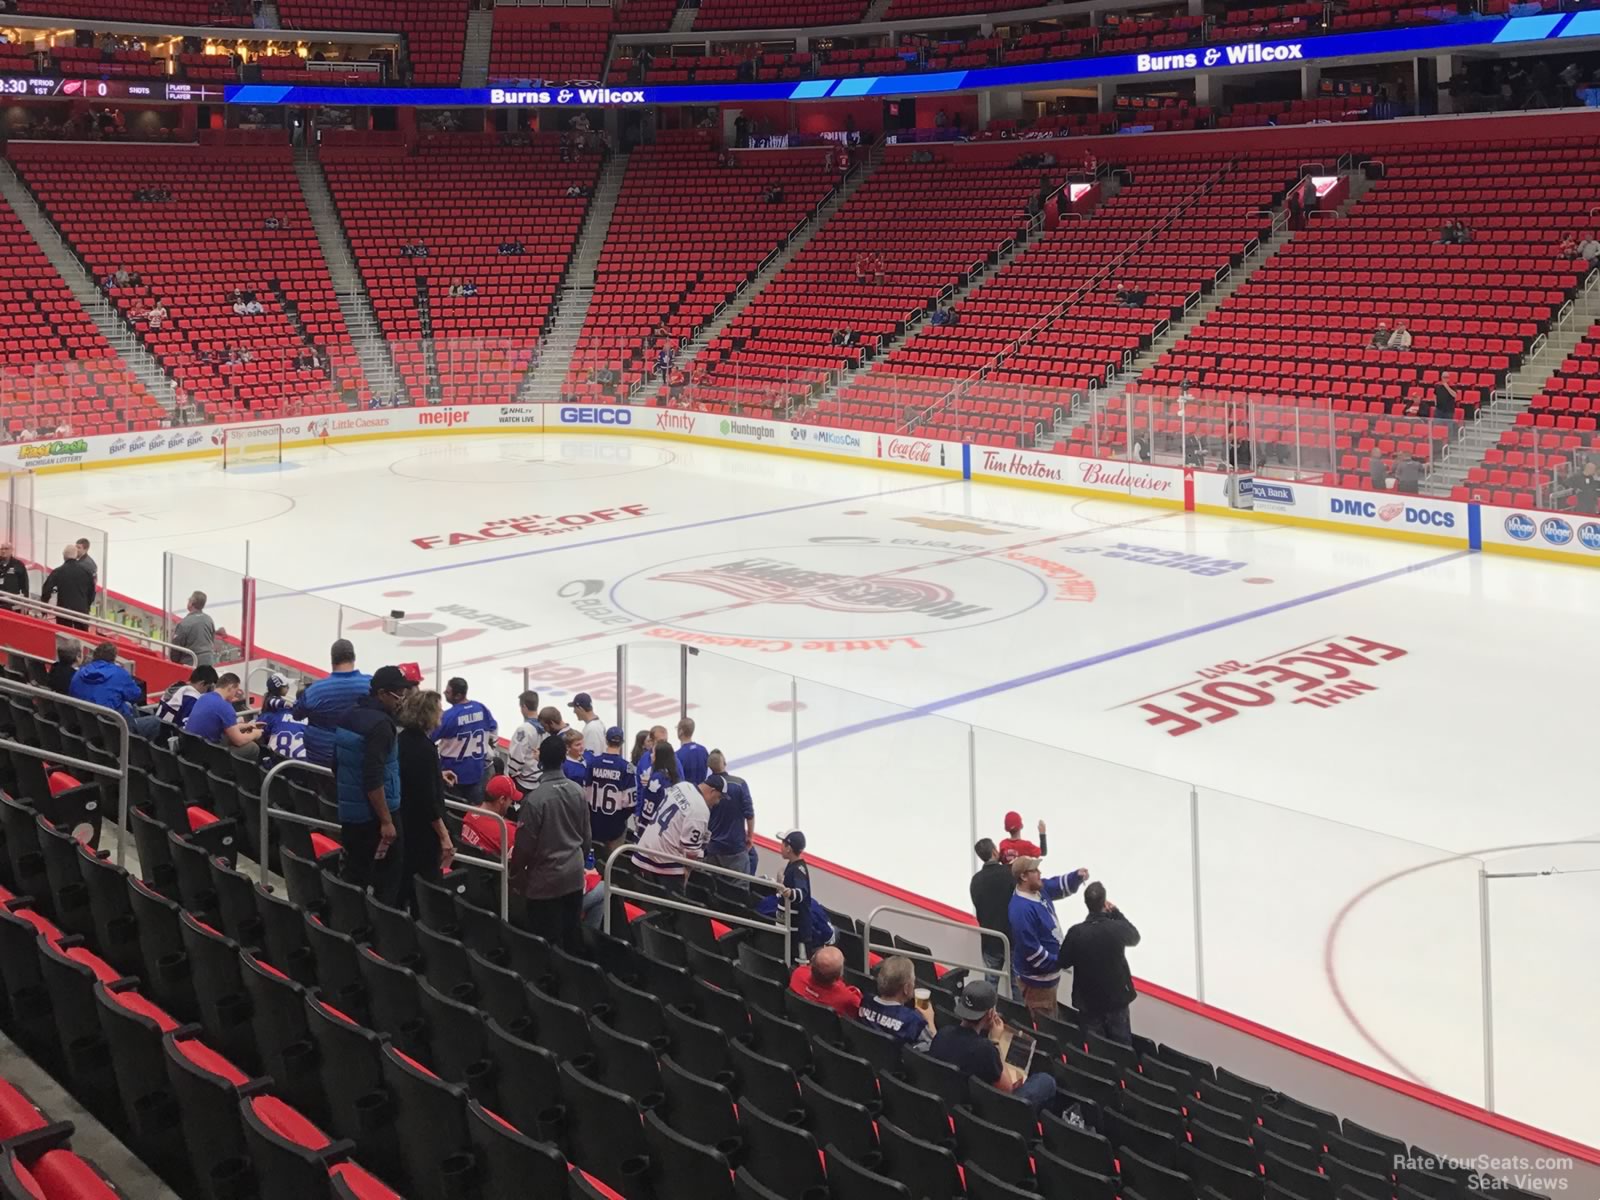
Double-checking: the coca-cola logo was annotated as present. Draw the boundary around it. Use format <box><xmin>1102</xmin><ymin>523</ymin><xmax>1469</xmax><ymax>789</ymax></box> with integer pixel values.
<box><xmin>885</xmin><ymin>439</ymin><xmax>931</xmax><ymax>463</ymax></box>
<box><xmin>1078</xmin><ymin>461</ymin><xmax>1174</xmax><ymax>493</ymax></box>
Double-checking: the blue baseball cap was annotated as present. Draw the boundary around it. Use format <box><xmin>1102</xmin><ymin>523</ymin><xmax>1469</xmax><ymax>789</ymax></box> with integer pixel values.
<box><xmin>605</xmin><ymin>726</ymin><xmax>625</xmax><ymax>745</ymax></box>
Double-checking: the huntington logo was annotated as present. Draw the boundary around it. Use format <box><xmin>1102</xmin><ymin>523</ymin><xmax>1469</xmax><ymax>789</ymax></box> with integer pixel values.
<box><xmin>652</xmin><ymin>557</ymin><xmax>991</xmax><ymax>620</ymax></box>
<box><xmin>719</xmin><ymin>419</ymin><xmax>777</xmax><ymax>442</ymax></box>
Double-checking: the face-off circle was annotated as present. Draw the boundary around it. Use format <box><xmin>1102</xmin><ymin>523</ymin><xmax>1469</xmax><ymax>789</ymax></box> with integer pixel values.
<box><xmin>606</xmin><ymin>542</ymin><xmax>1050</xmax><ymax>642</ymax></box>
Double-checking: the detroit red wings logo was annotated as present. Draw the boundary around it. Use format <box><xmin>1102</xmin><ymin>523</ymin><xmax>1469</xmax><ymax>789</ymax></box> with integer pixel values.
<box><xmin>1377</xmin><ymin>504</ymin><xmax>1404</xmax><ymax>522</ymax></box>
<box><xmin>651</xmin><ymin>557</ymin><xmax>986</xmax><ymax>619</ymax></box>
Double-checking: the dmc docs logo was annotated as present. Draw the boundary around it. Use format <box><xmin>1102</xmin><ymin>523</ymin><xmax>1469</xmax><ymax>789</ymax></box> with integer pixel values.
<box><xmin>1503</xmin><ymin>514</ymin><xmax>1536</xmax><ymax>541</ymax></box>
<box><xmin>719</xmin><ymin>419</ymin><xmax>776</xmax><ymax>443</ymax></box>
<box><xmin>1329</xmin><ymin>497</ymin><xmax>1456</xmax><ymax>529</ymax></box>
<box><xmin>1540</xmin><ymin>516</ymin><xmax>1574</xmax><ymax>547</ymax></box>
<box><xmin>559</xmin><ymin>406</ymin><xmax>632</xmax><ymax>426</ymax></box>
<box><xmin>1579</xmin><ymin>523</ymin><xmax>1600</xmax><ymax>551</ymax></box>
<box><xmin>417</xmin><ymin>408</ymin><xmax>469</xmax><ymax>428</ymax></box>
<box><xmin>878</xmin><ymin>437</ymin><xmax>946</xmax><ymax>466</ymax></box>
<box><xmin>1252</xmin><ymin>482</ymin><xmax>1295</xmax><ymax>506</ymax></box>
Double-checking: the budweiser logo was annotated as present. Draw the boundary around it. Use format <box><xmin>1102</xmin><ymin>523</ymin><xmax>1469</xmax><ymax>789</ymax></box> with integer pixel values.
<box><xmin>655</xmin><ymin>412</ymin><xmax>695</xmax><ymax>431</ymax></box>
<box><xmin>884</xmin><ymin>438</ymin><xmax>931</xmax><ymax>463</ymax></box>
<box><xmin>1078</xmin><ymin>461</ymin><xmax>1173</xmax><ymax>493</ymax></box>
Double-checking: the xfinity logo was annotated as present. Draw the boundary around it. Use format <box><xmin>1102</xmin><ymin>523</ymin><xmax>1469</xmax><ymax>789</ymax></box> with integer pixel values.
<box><xmin>1137</xmin><ymin>40</ymin><xmax>1302</xmax><ymax>73</ymax></box>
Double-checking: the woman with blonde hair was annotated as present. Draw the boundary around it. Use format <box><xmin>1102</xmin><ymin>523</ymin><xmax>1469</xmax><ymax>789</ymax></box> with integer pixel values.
<box><xmin>397</xmin><ymin>688</ymin><xmax>455</xmax><ymax>911</ymax></box>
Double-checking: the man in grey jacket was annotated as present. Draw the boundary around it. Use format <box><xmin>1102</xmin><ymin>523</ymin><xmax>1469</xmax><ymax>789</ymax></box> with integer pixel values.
<box><xmin>510</xmin><ymin>734</ymin><xmax>590</xmax><ymax>951</ymax></box>
<box><xmin>171</xmin><ymin>591</ymin><xmax>219</xmax><ymax>666</ymax></box>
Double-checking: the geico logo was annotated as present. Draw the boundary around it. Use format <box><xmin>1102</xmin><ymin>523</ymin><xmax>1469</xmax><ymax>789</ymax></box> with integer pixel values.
<box><xmin>560</xmin><ymin>407</ymin><xmax>632</xmax><ymax>425</ymax></box>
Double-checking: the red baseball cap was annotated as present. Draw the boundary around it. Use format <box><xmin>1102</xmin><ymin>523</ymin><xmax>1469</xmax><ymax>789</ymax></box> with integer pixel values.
<box><xmin>486</xmin><ymin>776</ymin><xmax>519</xmax><ymax>802</ymax></box>
<box><xmin>1003</xmin><ymin>811</ymin><xmax>1023</xmax><ymax>833</ymax></box>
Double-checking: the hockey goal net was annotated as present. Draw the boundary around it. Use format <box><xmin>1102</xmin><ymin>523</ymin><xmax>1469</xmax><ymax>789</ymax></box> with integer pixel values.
<box><xmin>221</xmin><ymin>423</ymin><xmax>283</xmax><ymax>469</ymax></box>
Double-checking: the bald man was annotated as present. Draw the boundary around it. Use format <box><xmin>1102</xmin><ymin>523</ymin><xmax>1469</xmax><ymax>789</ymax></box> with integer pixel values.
<box><xmin>788</xmin><ymin>945</ymin><xmax>862</xmax><ymax>1021</ymax></box>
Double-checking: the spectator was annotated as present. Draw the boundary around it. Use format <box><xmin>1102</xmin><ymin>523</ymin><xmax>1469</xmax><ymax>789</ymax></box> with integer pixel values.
<box><xmin>0</xmin><ymin>541</ymin><xmax>28</xmax><ymax>602</ymax></box>
<box><xmin>398</xmin><ymin>688</ymin><xmax>455</xmax><ymax>907</ymax></box>
<box><xmin>676</xmin><ymin>716</ymin><xmax>708</xmax><ymax>785</ymax></box>
<box><xmin>146</xmin><ymin>300</ymin><xmax>167</xmax><ymax>329</ymax></box>
<box><xmin>263</xmin><ymin>217</ymin><xmax>281</xmax><ymax>230</ymax></box>
<box><xmin>256</xmin><ymin>673</ymin><xmax>307</xmax><ymax>762</ymax></box>
<box><xmin>505</xmin><ymin>689</ymin><xmax>542</xmax><ymax>794</ymax></box>
<box><xmin>704</xmin><ymin>748</ymin><xmax>755</xmax><ymax>881</ymax></box>
<box><xmin>1369</xmin><ymin>322</ymin><xmax>1391</xmax><ymax>349</ymax></box>
<box><xmin>184</xmin><ymin>671</ymin><xmax>261</xmax><ymax>754</ymax></box>
<box><xmin>1387</xmin><ymin>320</ymin><xmax>1413</xmax><ymax>351</ymax></box>
<box><xmin>586</xmin><ymin>726</ymin><xmax>636</xmax><ymax>856</ymax></box>
<box><xmin>1394</xmin><ymin>452</ymin><xmax>1424</xmax><ymax>495</ymax></box>
<box><xmin>46</xmin><ymin>642</ymin><xmax>82</xmax><ymax>697</ymax></box>
<box><xmin>929</xmin><ymin>980</ymin><xmax>1057</xmax><ymax>1112</ymax></box>
<box><xmin>1059</xmin><ymin>881</ymin><xmax>1141</xmax><ymax>1045</ymax></box>
<box><xmin>461</xmin><ymin>774</ymin><xmax>519</xmax><ymax>858</ymax></box>
<box><xmin>41</xmin><ymin>545</ymin><xmax>93</xmax><ymax>629</ymax></box>
<box><xmin>1578</xmin><ymin>234</ymin><xmax>1600</xmax><ymax>261</ymax></box>
<box><xmin>571</xmin><ymin>692</ymin><xmax>605</xmax><ymax>754</ymax></box>
<box><xmin>871</xmin><ymin>252</ymin><xmax>885</xmax><ymax>284</ymax></box>
<box><xmin>765</xmin><ymin>182</ymin><xmax>785</xmax><ymax>204</ymax></box>
<box><xmin>1560</xmin><ymin>459</ymin><xmax>1600</xmax><ymax>515</ymax></box>
<box><xmin>72</xmin><ymin>536</ymin><xmax>95</xmax><ymax>583</ymax></box>
<box><xmin>293</xmin><ymin>639</ymin><xmax>370</xmax><ymax>767</ymax></box>
<box><xmin>434</xmin><ymin>676</ymin><xmax>497</xmax><ymax>803</ymax></box>
<box><xmin>112</xmin><ymin>265</ymin><xmax>137</xmax><ymax>288</ymax></box>
<box><xmin>859</xmin><ymin>955</ymin><xmax>934</xmax><ymax>1051</ymax></box>
<box><xmin>149</xmin><ymin>664</ymin><xmax>216</xmax><ymax>735</ymax></box>
<box><xmin>1368</xmin><ymin>450</ymin><xmax>1389</xmax><ymax>491</ymax></box>
<box><xmin>634</xmin><ymin>737</ymin><xmax>679</xmax><ymax>836</ymax></box>
<box><xmin>335</xmin><ymin>665</ymin><xmax>415</xmax><ymax>903</ymax></box>
<box><xmin>789</xmin><ymin>945</ymin><xmax>861</xmax><ymax>1020</ymax></box>
<box><xmin>170</xmin><ymin>590</ymin><xmax>218</xmax><ymax>667</ymax></box>
<box><xmin>774</xmin><ymin>829</ymin><xmax>834</xmax><ymax>958</ymax></box>
<box><xmin>997</xmin><ymin>812</ymin><xmax>1046</xmax><ymax>865</ymax></box>
<box><xmin>853</xmin><ymin>252</ymin><xmax>868</xmax><ymax>283</ymax></box>
<box><xmin>969</xmin><ymin>838</ymin><xmax>1013</xmax><ymax>977</ymax></box>
<box><xmin>510</xmin><ymin>735</ymin><xmax>591</xmax><ymax>950</ymax></box>
<box><xmin>1008</xmin><ymin>855</ymin><xmax>1090</xmax><ymax>1020</ymax></box>
<box><xmin>1434</xmin><ymin>371</ymin><xmax>1460</xmax><ymax>421</ymax></box>
<box><xmin>630</xmin><ymin>728</ymin><xmax>654</xmax><ymax>775</ymax></box>
<box><xmin>561</xmin><ymin>728</ymin><xmax>589</xmax><ymax>789</ymax></box>
<box><xmin>498</xmin><ymin>239</ymin><xmax>524</xmax><ymax>255</ymax></box>
<box><xmin>68</xmin><ymin>643</ymin><xmax>144</xmax><ymax>720</ymax></box>
<box><xmin>635</xmin><ymin>770</ymin><xmax>722</xmax><ymax>893</ymax></box>
<box><xmin>1440</xmin><ymin>217</ymin><xmax>1472</xmax><ymax>245</ymax></box>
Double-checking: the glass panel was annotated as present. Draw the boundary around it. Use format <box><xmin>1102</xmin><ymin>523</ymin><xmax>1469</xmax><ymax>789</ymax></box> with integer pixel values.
<box><xmin>167</xmin><ymin>552</ymin><xmax>247</xmax><ymax>666</ymax></box>
<box><xmin>971</xmin><ymin>729</ymin><xmax>1199</xmax><ymax>995</ymax></box>
<box><xmin>1195</xmin><ymin>786</ymin><xmax>1485</xmax><ymax>1104</ymax></box>
<box><xmin>1482</xmin><ymin>842</ymin><xmax>1600</xmax><ymax>1143</ymax></box>
<box><xmin>684</xmin><ymin>650</ymin><xmax>797</xmax><ymax>833</ymax></box>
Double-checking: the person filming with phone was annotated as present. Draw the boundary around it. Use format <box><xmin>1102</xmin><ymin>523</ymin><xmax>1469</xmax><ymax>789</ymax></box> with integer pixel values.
<box><xmin>1059</xmin><ymin>880</ymin><xmax>1141</xmax><ymax>1045</ymax></box>
<box><xmin>929</xmin><ymin>980</ymin><xmax>1057</xmax><ymax>1113</ymax></box>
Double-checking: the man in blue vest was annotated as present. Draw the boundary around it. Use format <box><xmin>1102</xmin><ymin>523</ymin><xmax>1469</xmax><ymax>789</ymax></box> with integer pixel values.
<box><xmin>334</xmin><ymin>664</ymin><xmax>414</xmax><ymax>904</ymax></box>
<box><xmin>294</xmin><ymin>639</ymin><xmax>370</xmax><ymax>767</ymax></box>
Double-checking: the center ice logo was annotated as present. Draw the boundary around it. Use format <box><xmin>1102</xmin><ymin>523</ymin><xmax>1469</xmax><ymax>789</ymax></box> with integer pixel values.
<box><xmin>651</xmin><ymin>557</ymin><xmax>982</xmax><ymax>618</ymax></box>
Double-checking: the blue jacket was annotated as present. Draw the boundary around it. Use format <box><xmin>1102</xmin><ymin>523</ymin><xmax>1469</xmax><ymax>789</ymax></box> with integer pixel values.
<box><xmin>332</xmin><ymin>695</ymin><xmax>400</xmax><ymax>825</ymax></box>
<box><xmin>676</xmin><ymin>741</ymin><xmax>708</xmax><ymax>786</ymax></box>
<box><xmin>1008</xmin><ymin>872</ymin><xmax>1085</xmax><ymax>987</ymax></box>
<box><xmin>293</xmin><ymin>670</ymin><xmax>371</xmax><ymax>766</ymax></box>
<box><xmin>69</xmin><ymin>658</ymin><xmax>144</xmax><ymax>719</ymax></box>
<box><xmin>706</xmin><ymin>772</ymin><xmax>754</xmax><ymax>856</ymax></box>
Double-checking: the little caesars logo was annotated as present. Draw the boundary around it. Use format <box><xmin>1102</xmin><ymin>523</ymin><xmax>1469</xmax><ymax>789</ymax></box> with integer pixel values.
<box><xmin>719</xmin><ymin>419</ymin><xmax>776</xmax><ymax>443</ymax></box>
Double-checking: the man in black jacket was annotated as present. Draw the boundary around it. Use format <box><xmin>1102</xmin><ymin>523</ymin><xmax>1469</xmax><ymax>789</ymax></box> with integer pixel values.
<box><xmin>1059</xmin><ymin>880</ymin><xmax>1140</xmax><ymax>1046</ymax></box>
<box><xmin>40</xmin><ymin>545</ymin><xmax>93</xmax><ymax>630</ymax></box>
<box><xmin>0</xmin><ymin>542</ymin><xmax>27</xmax><ymax>603</ymax></box>
<box><xmin>969</xmin><ymin>839</ymin><xmax>1012</xmax><ymax>980</ymax></box>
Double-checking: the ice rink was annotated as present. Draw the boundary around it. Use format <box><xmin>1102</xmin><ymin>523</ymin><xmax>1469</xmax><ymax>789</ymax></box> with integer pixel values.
<box><xmin>34</xmin><ymin>431</ymin><xmax>1600</xmax><ymax>1146</ymax></box>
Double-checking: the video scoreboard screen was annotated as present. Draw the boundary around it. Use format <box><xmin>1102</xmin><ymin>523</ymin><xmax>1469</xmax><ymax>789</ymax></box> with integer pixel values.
<box><xmin>0</xmin><ymin>77</ymin><xmax>227</xmax><ymax>102</ymax></box>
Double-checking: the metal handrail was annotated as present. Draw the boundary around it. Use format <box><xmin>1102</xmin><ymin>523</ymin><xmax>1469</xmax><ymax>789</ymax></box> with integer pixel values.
<box><xmin>257</xmin><ymin>759</ymin><xmax>339</xmax><ymax>884</ymax></box>
<box><xmin>601</xmin><ymin>842</ymin><xmax>793</xmax><ymax>963</ymax></box>
<box><xmin>443</xmin><ymin>796</ymin><xmax>510</xmax><ymax>919</ymax></box>
<box><xmin>0</xmin><ymin>675</ymin><xmax>131</xmax><ymax>869</ymax></box>
<box><xmin>2</xmin><ymin>594</ymin><xmax>196</xmax><ymax>666</ymax></box>
<box><xmin>862</xmin><ymin>903</ymin><xmax>1014</xmax><ymax>999</ymax></box>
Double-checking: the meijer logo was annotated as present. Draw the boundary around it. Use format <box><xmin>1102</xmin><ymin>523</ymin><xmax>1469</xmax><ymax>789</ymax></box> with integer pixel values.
<box><xmin>418</xmin><ymin>409</ymin><xmax>469</xmax><ymax>428</ymax></box>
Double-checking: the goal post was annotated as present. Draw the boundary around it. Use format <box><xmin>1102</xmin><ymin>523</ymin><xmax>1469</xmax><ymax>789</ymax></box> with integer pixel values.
<box><xmin>222</xmin><ymin>423</ymin><xmax>283</xmax><ymax>470</ymax></box>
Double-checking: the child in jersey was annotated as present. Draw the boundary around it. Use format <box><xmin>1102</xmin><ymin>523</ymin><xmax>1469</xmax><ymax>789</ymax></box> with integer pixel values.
<box><xmin>585</xmin><ymin>726</ymin><xmax>636</xmax><ymax>855</ymax></box>
<box><xmin>997</xmin><ymin>811</ymin><xmax>1048</xmax><ymax>865</ymax></box>
<box><xmin>256</xmin><ymin>673</ymin><xmax>308</xmax><ymax>762</ymax></box>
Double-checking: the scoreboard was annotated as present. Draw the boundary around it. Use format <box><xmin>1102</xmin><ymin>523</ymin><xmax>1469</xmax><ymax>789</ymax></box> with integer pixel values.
<box><xmin>0</xmin><ymin>78</ymin><xmax>228</xmax><ymax>102</ymax></box>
